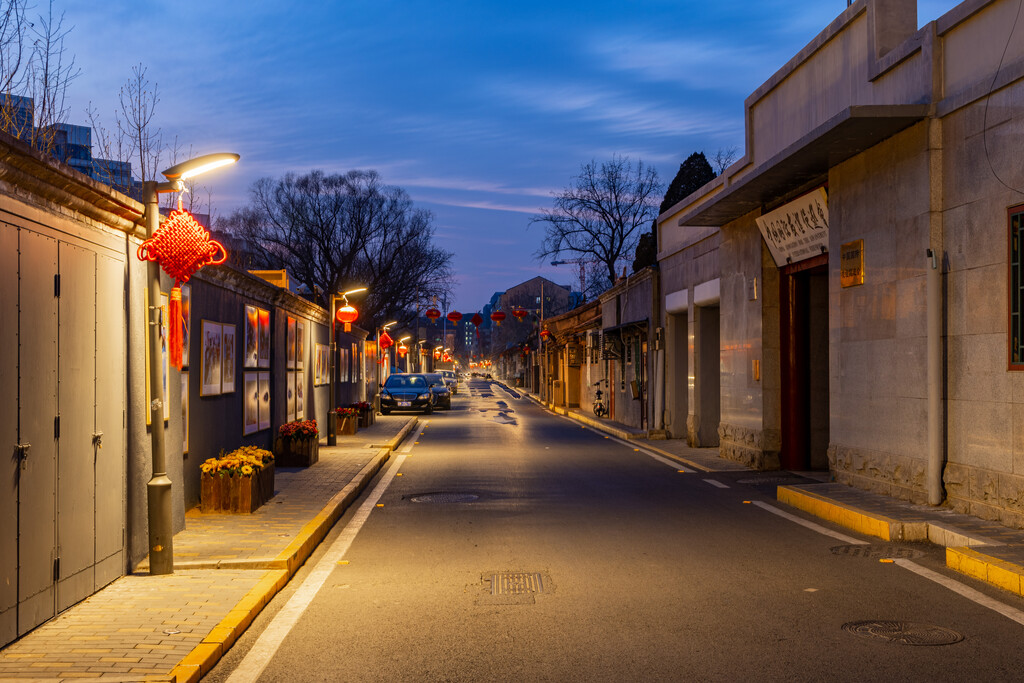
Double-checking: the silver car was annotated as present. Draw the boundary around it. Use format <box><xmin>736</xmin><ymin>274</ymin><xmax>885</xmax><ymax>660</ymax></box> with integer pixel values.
<box><xmin>439</xmin><ymin>369</ymin><xmax>459</xmax><ymax>395</ymax></box>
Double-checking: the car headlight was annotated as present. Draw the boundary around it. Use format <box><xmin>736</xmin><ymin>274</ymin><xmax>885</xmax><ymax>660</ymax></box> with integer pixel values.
<box><xmin>382</xmin><ymin>390</ymin><xmax>392</xmax><ymax>399</ymax></box>
<box><xmin>417</xmin><ymin>392</ymin><xmax>429</xmax><ymax>400</ymax></box>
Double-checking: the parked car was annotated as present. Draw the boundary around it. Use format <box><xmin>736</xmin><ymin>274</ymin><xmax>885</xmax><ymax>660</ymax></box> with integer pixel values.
<box><xmin>423</xmin><ymin>373</ymin><xmax>452</xmax><ymax>410</ymax></box>
<box><xmin>379</xmin><ymin>373</ymin><xmax>433</xmax><ymax>414</ymax></box>
<box><xmin>439</xmin><ymin>369</ymin><xmax>459</xmax><ymax>394</ymax></box>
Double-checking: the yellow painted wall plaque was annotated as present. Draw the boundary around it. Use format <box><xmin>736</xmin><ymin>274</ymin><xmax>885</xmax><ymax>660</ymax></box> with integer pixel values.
<box><xmin>840</xmin><ymin>239</ymin><xmax>864</xmax><ymax>288</ymax></box>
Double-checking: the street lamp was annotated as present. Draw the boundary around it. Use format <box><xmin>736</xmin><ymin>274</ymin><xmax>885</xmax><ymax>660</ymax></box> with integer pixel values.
<box><xmin>398</xmin><ymin>336</ymin><xmax>411</xmax><ymax>372</ymax></box>
<box><xmin>328</xmin><ymin>287</ymin><xmax>366</xmax><ymax>446</ymax></box>
<box><xmin>143</xmin><ymin>152</ymin><xmax>238</xmax><ymax>576</ymax></box>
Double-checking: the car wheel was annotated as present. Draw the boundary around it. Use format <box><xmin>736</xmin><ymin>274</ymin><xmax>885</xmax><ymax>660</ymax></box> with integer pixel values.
<box><xmin>423</xmin><ymin>404</ymin><xmax>433</xmax><ymax>415</ymax></box>
<box><xmin>381</xmin><ymin>408</ymin><xmax>391</xmax><ymax>415</ymax></box>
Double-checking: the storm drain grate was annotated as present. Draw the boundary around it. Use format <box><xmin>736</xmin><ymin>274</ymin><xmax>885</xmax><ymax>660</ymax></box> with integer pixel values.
<box><xmin>842</xmin><ymin>620</ymin><xmax>964</xmax><ymax>646</ymax></box>
<box><xmin>409</xmin><ymin>493</ymin><xmax>479</xmax><ymax>503</ymax></box>
<box><xmin>831</xmin><ymin>545</ymin><xmax>926</xmax><ymax>560</ymax></box>
<box><xmin>487</xmin><ymin>571</ymin><xmax>547</xmax><ymax>596</ymax></box>
<box><xmin>736</xmin><ymin>476</ymin><xmax>811</xmax><ymax>486</ymax></box>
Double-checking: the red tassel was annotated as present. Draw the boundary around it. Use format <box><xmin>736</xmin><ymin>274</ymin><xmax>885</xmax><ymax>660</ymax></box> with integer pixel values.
<box><xmin>169</xmin><ymin>285</ymin><xmax>183</xmax><ymax>370</ymax></box>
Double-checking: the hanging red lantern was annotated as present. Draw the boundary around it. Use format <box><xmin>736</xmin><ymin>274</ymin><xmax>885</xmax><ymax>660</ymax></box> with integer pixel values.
<box><xmin>379</xmin><ymin>331</ymin><xmax>394</xmax><ymax>351</ymax></box>
<box><xmin>540</xmin><ymin>329</ymin><xmax>551</xmax><ymax>341</ymax></box>
<box><xmin>425</xmin><ymin>307</ymin><xmax>441</xmax><ymax>324</ymax></box>
<box><xmin>433</xmin><ymin>348</ymin><xmax>442</xmax><ymax>360</ymax></box>
<box><xmin>513</xmin><ymin>308</ymin><xmax>528</xmax><ymax>322</ymax></box>
<box><xmin>335</xmin><ymin>304</ymin><xmax>358</xmax><ymax>332</ymax></box>
<box><xmin>490</xmin><ymin>311</ymin><xmax>507</xmax><ymax>326</ymax></box>
<box><xmin>447</xmin><ymin>311</ymin><xmax>462</xmax><ymax>324</ymax></box>
<box><xmin>443</xmin><ymin>352</ymin><xmax>451</xmax><ymax>362</ymax></box>
<box><xmin>397</xmin><ymin>343</ymin><xmax>408</xmax><ymax>357</ymax></box>
<box><xmin>137</xmin><ymin>202</ymin><xmax>228</xmax><ymax>369</ymax></box>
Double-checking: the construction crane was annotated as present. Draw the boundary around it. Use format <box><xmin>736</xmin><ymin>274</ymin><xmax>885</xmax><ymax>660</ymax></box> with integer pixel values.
<box><xmin>551</xmin><ymin>257</ymin><xmax>597</xmax><ymax>300</ymax></box>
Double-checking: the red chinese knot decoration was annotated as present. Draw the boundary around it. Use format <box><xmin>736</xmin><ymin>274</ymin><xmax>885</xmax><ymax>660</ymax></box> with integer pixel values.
<box><xmin>379</xmin><ymin>331</ymin><xmax>394</xmax><ymax>351</ymax></box>
<box><xmin>137</xmin><ymin>205</ymin><xmax>227</xmax><ymax>370</ymax></box>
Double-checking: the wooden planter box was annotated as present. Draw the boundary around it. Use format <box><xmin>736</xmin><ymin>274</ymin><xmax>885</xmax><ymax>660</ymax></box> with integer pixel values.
<box><xmin>274</xmin><ymin>436</ymin><xmax>320</xmax><ymax>467</ymax></box>
<box><xmin>201</xmin><ymin>464</ymin><xmax>275</xmax><ymax>513</ymax></box>
<box><xmin>357</xmin><ymin>408</ymin><xmax>374</xmax><ymax>429</ymax></box>
<box><xmin>339</xmin><ymin>415</ymin><xmax>358</xmax><ymax>435</ymax></box>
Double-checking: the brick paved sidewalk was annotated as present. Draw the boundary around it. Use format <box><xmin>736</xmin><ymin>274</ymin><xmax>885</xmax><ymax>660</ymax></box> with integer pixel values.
<box><xmin>0</xmin><ymin>415</ymin><xmax>417</xmax><ymax>682</ymax></box>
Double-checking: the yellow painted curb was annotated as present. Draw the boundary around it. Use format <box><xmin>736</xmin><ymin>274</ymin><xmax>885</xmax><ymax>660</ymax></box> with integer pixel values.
<box><xmin>947</xmin><ymin>547</ymin><xmax>1024</xmax><ymax>597</ymax></box>
<box><xmin>777</xmin><ymin>485</ymin><xmax>900</xmax><ymax>541</ymax></box>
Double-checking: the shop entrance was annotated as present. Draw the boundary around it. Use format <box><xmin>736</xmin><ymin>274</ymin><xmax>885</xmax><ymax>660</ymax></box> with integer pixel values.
<box><xmin>780</xmin><ymin>254</ymin><xmax>829</xmax><ymax>471</ymax></box>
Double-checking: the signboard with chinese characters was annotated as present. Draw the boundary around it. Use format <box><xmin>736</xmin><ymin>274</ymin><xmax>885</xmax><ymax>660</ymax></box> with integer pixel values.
<box><xmin>840</xmin><ymin>239</ymin><xmax>865</xmax><ymax>287</ymax></box>
<box><xmin>755</xmin><ymin>187</ymin><xmax>829</xmax><ymax>267</ymax></box>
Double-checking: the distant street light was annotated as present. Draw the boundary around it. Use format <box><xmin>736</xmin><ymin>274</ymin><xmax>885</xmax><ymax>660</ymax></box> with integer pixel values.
<box><xmin>144</xmin><ymin>152</ymin><xmax>238</xmax><ymax>576</ymax></box>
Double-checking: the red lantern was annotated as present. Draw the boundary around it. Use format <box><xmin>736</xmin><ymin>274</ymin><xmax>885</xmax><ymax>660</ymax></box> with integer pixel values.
<box><xmin>447</xmin><ymin>311</ymin><xmax>462</xmax><ymax>324</ymax></box>
<box><xmin>490</xmin><ymin>311</ymin><xmax>506</xmax><ymax>326</ymax></box>
<box><xmin>433</xmin><ymin>348</ymin><xmax>442</xmax><ymax>360</ymax></box>
<box><xmin>397</xmin><ymin>343</ymin><xmax>408</xmax><ymax>357</ymax></box>
<box><xmin>425</xmin><ymin>307</ymin><xmax>441</xmax><ymax>323</ymax></box>
<box><xmin>336</xmin><ymin>304</ymin><xmax>358</xmax><ymax>332</ymax></box>
<box><xmin>513</xmin><ymin>308</ymin><xmax>527</xmax><ymax>322</ymax></box>
<box><xmin>443</xmin><ymin>352</ymin><xmax>451</xmax><ymax>362</ymax></box>
<box><xmin>137</xmin><ymin>203</ymin><xmax>227</xmax><ymax>369</ymax></box>
<box><xmin>379</xmin><ymin>331</ymin><xmax>394</xmax><ymax>351</ymax></box>
<box><xmin>540</xmin><ymin>329</ymin><xmax>551</xmax><ymax>341</ymax></box>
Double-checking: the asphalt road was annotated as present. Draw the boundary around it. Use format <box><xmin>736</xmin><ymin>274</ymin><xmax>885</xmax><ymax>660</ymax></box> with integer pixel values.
<box><xmin>208</xmin><ymin>378</ymin><xmax>1024</xmax><ymax>682</ymax></box>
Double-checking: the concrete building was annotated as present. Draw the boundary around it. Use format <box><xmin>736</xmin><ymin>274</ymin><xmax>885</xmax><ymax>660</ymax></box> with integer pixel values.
<box><xmin>658</xmin><ymin>0</ymin><xmax>1024</xmax><ymax>525</ymax></box>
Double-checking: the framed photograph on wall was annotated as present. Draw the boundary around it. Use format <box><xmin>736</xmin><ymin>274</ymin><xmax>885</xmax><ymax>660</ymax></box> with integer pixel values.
<box><xmin>296</xmin><ymin>370</ymin><xmax>305</xmax><ymax>419</ymax></box>
<box><xmin>181</xmin><ymin>284</ymin><xmax>191</xmax><ymax>368</ymax></box>
<box><xmin>181</xmin><ymin>371</ymin><xmax>189</xmax><ymax>454</ymax></box>
<box><xmin>258</xmin><ymin>308</ymin><xmax>271</xmax><ymax>368</ymax></box>
<box><xmin>243</xmin><ymin>372</ymin><xmax>259</xmax><ymax>435</ymax></box>
<box><xmin>200</xmin><ymin>320</ymin><xmax>223</xmax><ymax>396</ymax></box>
<box><xmin>221</xmin><ymin>323</ymin><xmax>236</xmax><ymax>393</ymax></box>
<box><xmin>144</xmin><ymin>289</ymin><xmax>171</xmax><ymax>424</ymax></box>
<box><xmin>296</xmin><ymin>320</ymin><xmax>305</xmax><ymax>369</ymax></box>
<box><xmin>287</xmin><ymin>317</ymin><xmax>296</xmax><ymax>369</ymax></box>
<box><xmin>314</xmin><ymin>343</ymin><xmax>327</xmax><ymax>385</ymax></box>
<box><xmin>286</xmin><ymin>370</ymin><xmax>296</xmax><ymax>422</ymax></box>
<box><xmin>258</xmin><ymin>371</ymin><xmax>270</xmax><ymax>430</ymax></box>
<box><xmin>244</xmin><ymin>305</ymin><xmax>259</xmax><ymax>368</ymax></box>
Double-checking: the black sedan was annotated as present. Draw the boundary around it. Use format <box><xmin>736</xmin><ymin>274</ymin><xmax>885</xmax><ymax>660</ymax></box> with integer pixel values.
<box><xmin>379</xmin><ymin>374</ymin><xmax>434</xmax><ymax>415</ymax></box>
<box><xmin>423</xmin><ymin>373</ymin><xmax>452</xmax><ymax>410</ymax></box>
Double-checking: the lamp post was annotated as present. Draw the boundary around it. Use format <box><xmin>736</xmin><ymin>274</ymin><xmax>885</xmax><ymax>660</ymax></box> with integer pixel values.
<box><xmin>398</xmin><ymin>336</ymin><xmax>411</xmax><ymax>372</ymax></box>
<box><xmin>143</xmin><ymin>152</ymin><xmax>238</xmax><ymax>575</ymax></box>
<box><xmin>328</xmin><ymin>287</ymin><xmax>366</xmax><ymax>446</ymax></box>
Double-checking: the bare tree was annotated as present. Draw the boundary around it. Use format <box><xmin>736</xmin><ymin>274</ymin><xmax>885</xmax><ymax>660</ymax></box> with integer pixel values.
<box><xmin>533</xmin><ymin>155</ymin><xmax>662</xmax><ymax>287</ymax></box>
<box><xmin>118</xmin><ymin>63</ymin><xmax>161</xmax><ymax>183</ymax></box>
<box><xmin>220</xmin><ymin>169</ymin><xmax>454</xmax><ymax>330</ymax></box>
<box><xmin>0</xmin><ymin>0</ymin><xmax>28</xmax><ymax>95</ymax></box>
<box><xmin>711</xmin><ymin>146</ymin><xmax>738</xmax><ymax>176</ymax></box>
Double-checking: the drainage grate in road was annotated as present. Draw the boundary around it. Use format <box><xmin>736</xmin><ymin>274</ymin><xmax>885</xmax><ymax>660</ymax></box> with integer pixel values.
<box><xmin>736</xmin><ymin>476</ymin><xmax>811</xmax><ymax>486</ymax></box>
<box><xmin>842</xmin><ymin>620</ymin><xmax>964</xmax><ymax>646</ymax></box>
<box><xmin>830</xmin><ymin>545</ymin><xmax>926</xmax><ymax>560</ymax></box>
<box><xmin>485</xmin><ymin>571</ymin><xmax>549</xmax><ymax>596</ymax></box>
<box><xmin>408</xmin><ymin>492</ymin><xmax>479</xmax><ymax>504</ymax></box>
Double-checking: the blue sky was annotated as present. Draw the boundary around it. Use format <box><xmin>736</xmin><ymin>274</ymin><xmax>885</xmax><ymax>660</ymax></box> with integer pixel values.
<box><xmin>61</xmin><ymin>0</ymin><xmax>960</xmax><ymax>313</ymax></box>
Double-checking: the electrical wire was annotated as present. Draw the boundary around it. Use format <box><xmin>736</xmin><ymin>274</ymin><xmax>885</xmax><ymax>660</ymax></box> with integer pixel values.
<box><xmin>981</xmin><ymin>0</ymin><xmax>1024</xmax><ymax>194</ymax></box>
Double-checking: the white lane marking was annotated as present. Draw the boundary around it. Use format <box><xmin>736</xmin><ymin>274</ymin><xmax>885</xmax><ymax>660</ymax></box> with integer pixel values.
<box><xmin>557</xmin><ymin>414</ymin><xmax>694</xmax><ymax>473</ymax></box>
<box><xmin>893</xmin><ymin>559</ymin><xmax>1024</xmax><ymax>628</ymax></box>
<box><xmin>226</xmin><ymin>452</ymin><xmax>407</xmax><ymax>683</ymax></box>
<box><xmin>750</xmin><ymin>500</ymin><xmax>868</xmax><ymax>545</ymax></box>
<box><xmin>704</xmin><ymin>479</ymin><xmax>729</xmax><ymax>489</ymax></box>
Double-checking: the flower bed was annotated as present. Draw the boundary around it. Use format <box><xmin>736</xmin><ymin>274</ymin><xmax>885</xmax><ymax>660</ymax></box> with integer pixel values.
<box><xmin>200</xmin><ymin>446</ymin><xmax>275</xmax><ymax>513</ymax></box>
<box><xmin>275</xmin><ymin>419</ymin><xmax>320</xmax><ymax>467</ymax></box>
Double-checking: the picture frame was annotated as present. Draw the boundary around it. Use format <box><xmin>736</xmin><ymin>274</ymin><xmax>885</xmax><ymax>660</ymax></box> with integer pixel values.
<box><xmin>258</xmin><ymin>371</ymin><xmax>270</xmax><ymax>430</ymax></box>
<box><xmin>243</xmin><ymin>372</ymin><xmax>259</xmax><ymax>435</ymax></box>
<box><xmin>181</xmin><ymin>284</ymin><xmax>191</xmax><ymax>368</ymax></box>
<box><xmin>314</xmin><ymin>343</ymin><xmax>328</xmax><ymax>385</ymax></box>
<box><xmin>286</xmin><ymin>370</ymin><xmax>296</xmax><ymax>422</ymax></box>
<box><xmin>258</xmin><ymin>308</ymin><xmax>271</xmax><ymax>368</ymax></box>
<box><xmin>221</xmin><ymin>323</ymin><xmax>236</xmax><ymax>393</ymax></box>
<box><xmin>296</xmin><ymin>320</ymin><xmax>305</xmax><ymax>370</ymax></box>
<box><xmin>244</xmin><ymin>304</ymin><xmax>259</xmax><ymax>368</ymax></box>
<box><xmin>144</xmin><ymin>289</ymin><xmax>171</xmax><ymax>425</ymax></box>
<box><xmin>296</xmin><ymin>370</ymin><xmax>305</xmax><ymax>419</ymax></box>
<box><xmin>287</xmin><ymin>316</ymin><xmax>296</xmax><ymax>370</ymax></box>
<box><xmin>181</xmin><ymin>371</ymin><xmax>189</xmax><ymax>454</ymax></box>
<box><xmin>200</xmin><ymin>320</ymin><xmax>223</xmax><ymax>396</ymax></box>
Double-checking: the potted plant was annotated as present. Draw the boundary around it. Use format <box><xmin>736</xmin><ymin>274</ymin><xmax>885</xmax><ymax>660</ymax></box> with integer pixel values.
<box><xmin>351</xmin><ymin>401</ymin><xmax>373</xmax><ymax>428</ymax></box>
<box><xmin>200</xmin><ymin>446</ymin><xmax>275</xmax><ymax>513</ymax></box>
<box><xmin>275</xmin><ymin>419</ymin><xmax>320</xmax><ymax>467</ymax></box>
<box><xmin>335</xmin><ymin>407</ymin><xmax>359</xmax><ymax>435</ymax></box>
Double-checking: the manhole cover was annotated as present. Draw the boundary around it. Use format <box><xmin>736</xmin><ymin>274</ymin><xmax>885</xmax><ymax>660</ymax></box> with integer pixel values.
<box><xmin>409</xmin><ymin>493</ymin><xmax>479</xmax><ymax>503</ymax></box>
<box><xmin>831</xmin><ymin>545</ymin><xmax>926</xmax><ymax>559</ymax></box>
<box><xmin>842</xmin><ymin>621</ymin><xmax>964</xmax><ymax>646</ymax></box>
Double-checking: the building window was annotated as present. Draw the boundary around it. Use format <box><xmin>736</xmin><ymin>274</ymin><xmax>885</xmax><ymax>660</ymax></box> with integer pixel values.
<box><xmin>1011</xmin><ymin>204</ymin><xmax>1024</xmax><ymax>368</ymax></box>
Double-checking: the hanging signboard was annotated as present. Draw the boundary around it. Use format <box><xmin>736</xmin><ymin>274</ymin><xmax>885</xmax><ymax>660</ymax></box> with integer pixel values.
<box><xmin>840</xmin><ymin>239</ymin><xmax>865</xmax><ymax>287</ymax></box>
<box><xmin>755</xmin><ymin>187</ymin><xmax>829</xmax><ymax>267</ymax></box>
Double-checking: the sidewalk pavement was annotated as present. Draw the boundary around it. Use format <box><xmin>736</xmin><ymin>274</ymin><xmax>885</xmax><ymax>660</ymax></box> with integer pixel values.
<box><xmin>0</xmin><ymin>415</ymin><xmax>418</xmax><ymax>683</ymax></box>
<box><xmin>517</xmin><ymin>384</ymin><xmax>1024</xmax><ymax>602</ymax></box>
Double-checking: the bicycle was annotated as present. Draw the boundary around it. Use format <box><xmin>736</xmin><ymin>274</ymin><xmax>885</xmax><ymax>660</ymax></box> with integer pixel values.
<box><xmin>593</xmin><ymin>388</ymin><xmax>607</xmax><ymax>418</ymax></box>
